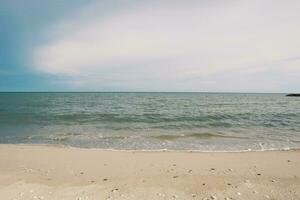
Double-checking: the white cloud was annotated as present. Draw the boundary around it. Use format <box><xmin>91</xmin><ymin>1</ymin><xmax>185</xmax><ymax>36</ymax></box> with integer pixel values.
<box><xmin>32</xmin><ymin>0</ymin><xmax>300</xmax><ymax>92</ymax></box>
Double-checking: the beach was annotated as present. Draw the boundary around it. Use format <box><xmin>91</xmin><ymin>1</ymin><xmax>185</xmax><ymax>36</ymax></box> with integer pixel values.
<box><xmin>0</xmin><ymin>145</ymin><xmax>299</xmax><ymax>200</ymax></box>
<box><xmin>2</xmin><ymin>0</ymin><xmax>300</xmax><ymax>198</ymax></box>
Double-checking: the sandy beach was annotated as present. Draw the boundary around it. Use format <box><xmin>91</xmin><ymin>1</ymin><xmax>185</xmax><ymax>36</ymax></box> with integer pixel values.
<box><xmin>0</xmin><ymin>145</ymin><xmax>299</xmax><ymax>200</ymax></box>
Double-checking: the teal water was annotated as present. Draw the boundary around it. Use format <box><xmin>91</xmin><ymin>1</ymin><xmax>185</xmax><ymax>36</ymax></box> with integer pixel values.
<box><xmin>0</xmin><ymin>92</ymin><xmax>299</xmax><ymax>151</ymax></box>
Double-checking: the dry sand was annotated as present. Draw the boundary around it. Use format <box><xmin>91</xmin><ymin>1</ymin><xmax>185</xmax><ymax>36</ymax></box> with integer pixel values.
<box><xmin>0</xmin><ymin>144</ymin><xmax>299</xmax><ymax>200</ymax></box>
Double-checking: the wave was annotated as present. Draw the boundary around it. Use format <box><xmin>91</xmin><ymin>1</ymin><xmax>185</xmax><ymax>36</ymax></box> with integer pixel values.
<box><xmin>151</xmin><ymin>132</ymin><xmax>249</xmax><ymax>140</ymax></box>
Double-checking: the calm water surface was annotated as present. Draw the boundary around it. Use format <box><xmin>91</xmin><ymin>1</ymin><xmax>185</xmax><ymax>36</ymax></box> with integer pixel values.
<box><xmin>0</xmin><ymin>92</ymin><xmax>299</xmax><ymax>151</ymax></box>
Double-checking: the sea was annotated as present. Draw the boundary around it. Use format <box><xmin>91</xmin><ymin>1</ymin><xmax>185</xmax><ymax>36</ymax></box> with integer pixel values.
<box><xmin>0</xmin><ymin>92</ymin><xmax>299</xmax><ymax>151</ymax></box>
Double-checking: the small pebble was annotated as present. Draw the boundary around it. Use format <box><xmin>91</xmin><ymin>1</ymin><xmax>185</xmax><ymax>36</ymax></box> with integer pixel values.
<box><xmin>173</xmin><ymin>175</ymin><xmax>178</xmax><ymax>178</ymax></box>
<box><xmin>256</xmin><ymin>173</ymin><xmax>261</xmax><ymax>176</ymax></box>
<box><xmin>103</xmin><ymin>178</ymin><xmax>108</xmax><ymax>181</ymax></box>
<box><xmin>210</xmin><ymin>195</ymin><xmax>217</xmax><ymax>199</ymax></box>
<box><xmin>237</xmin><ymin>192</ymin><xmax>241</xmax><ymax>196</ymax></box>
<box><xmin>111</xmin><ymin>188</ymin><xmax>119</xmax><ymax>193</ymax></box>
<box><xmin>191</xmin><ymin>193</ymin><xmax>196</xmax><ymax>197</ymax></box>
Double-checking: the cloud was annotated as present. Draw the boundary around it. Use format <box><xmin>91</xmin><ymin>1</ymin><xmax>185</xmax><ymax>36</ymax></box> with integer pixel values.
<box><xmin>32</xmin><ymin>0</ymin><xmax>300</xmax><ymax>92</ymax></box>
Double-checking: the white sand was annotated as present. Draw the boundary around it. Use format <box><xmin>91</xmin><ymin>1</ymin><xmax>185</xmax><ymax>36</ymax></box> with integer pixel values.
<box><xmin>0</xmin><ymin>144</ymin><xmax>299</xmax><ymax>200</ymax></box>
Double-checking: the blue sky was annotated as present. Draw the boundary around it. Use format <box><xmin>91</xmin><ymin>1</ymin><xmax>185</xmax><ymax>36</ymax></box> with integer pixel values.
<box><xmin>1</xmin><ymin>0</ymin><xmax>300</xmax><ymax>92</ymax></box>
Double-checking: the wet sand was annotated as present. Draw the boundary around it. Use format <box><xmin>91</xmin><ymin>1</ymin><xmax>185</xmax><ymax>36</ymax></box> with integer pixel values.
<box><xmin>0</xmin><ymin>144</ymin><xmax>299</xmax><ymax>200</ymax></box>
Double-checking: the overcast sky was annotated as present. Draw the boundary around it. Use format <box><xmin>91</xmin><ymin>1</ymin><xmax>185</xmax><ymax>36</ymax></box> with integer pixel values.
<box><xmin>1</xmin><ymin>0</ymin><xmax>300</xmax><ymax>92</ymax></box>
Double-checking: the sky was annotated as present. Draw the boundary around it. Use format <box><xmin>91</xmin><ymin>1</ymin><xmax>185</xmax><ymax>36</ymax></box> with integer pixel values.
<box><xmin>0</xmin><ymin>0</ymin><xmax>300</xmax><ymax>92</ymax></box>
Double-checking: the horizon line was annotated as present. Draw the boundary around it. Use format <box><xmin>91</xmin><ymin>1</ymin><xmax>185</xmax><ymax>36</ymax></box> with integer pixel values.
<box><xmin>0</xmin><ymin>91</ymin><xmax>290</xmax><ymax>94</ymax></box>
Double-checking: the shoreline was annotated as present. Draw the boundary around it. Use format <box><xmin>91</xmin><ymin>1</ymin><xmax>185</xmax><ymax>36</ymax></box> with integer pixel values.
<box><xmin>1</xmin><ymin>143</ymin><xmax>298</xmax><ymax>153</ymax></box>
<box><xmin>1</xmin><ymin>144</ymin><xmax>300</xmax><ymax>199</ymax></box>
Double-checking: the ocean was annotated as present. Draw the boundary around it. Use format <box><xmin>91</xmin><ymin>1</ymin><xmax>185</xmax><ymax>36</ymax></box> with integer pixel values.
<box><xmin>0</xmin><ymin>92</ymin><xmax>299</xmax><ymax>151</ymax></box>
